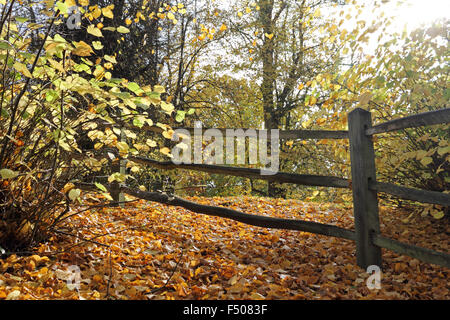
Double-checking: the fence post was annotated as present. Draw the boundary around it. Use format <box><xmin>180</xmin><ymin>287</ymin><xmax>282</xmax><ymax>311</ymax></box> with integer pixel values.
<box><xmin>348</xmin><ymin>108</ymin><xmax>382</xmax><ymax>269</ymax></box>
<box><xmin>111</xmin><ymin>127</ymin><xmax>125</xmax><ymax>208</ymax></box>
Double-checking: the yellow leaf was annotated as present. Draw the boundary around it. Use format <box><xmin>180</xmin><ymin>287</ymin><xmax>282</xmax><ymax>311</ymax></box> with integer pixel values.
<box><xmin>92</xmin><ymin>41</ymin><xmax>103</xmax><ymax>50</ymax></box>
<box><xmin>146</xmin><ymin>139</ymin><xmax>157</xmax><ymax>147</ymax></box>
<box><xmin>87</xmin><ymin>24</ymin><xmax>103</xmax><ymax>37</ymax></box>
<box><xmin>13</xmin><ymin>62</ymin><xmax>32</xmax><ymax>78</ymax></box>
<box><xmin>265</xmin><ymin>33</ymin><xmax>274</xmax><ymax>40</ymax></box>
<box><xmin>93</xmin><ymin>65</ymin><xmax>105</xmax><ymax>78</ymax></box>
<box><xmin>161</xmin><ymin>101</ymin><xmax>174</xmax><ymax>113</ymax></box>
<box><xmin>65</xmin><ymin>0</ymin><xmax>76</xmax><ymax>8</ymax></box>
<box><xmin>48</xmin><ymin>58</ymin><xmax>65</xmax><ymax>73</ymax></box>
<box><xmin>116</xmin><ymin>141</ymin><xmax>129</xmax><ymax>154</ymax></box>
<box><xmin>153</xmin><ymin>85</ymin><xmax>165</xmax><ymax>93</ymax></box>
<box><xmin>102</xmin><ymin>6</ymin><xmax>114</xmax><ymax>19</ymax></box>
<box><xmin>162</xmin><ymin>130</ymin><xmax>174</xmax><ymax>139</ymax></box>
<box><xmin>78</xmin><ymin>0</ymin><xmax>89</xmax><ymax>5</ymax></box>
<box><xmin>62</xmin><ymin>182</ymin><xmax>75</xmax><ymax>193</ymax></box>
<box><xmin>160</xmin><ymin>147</ymin><xmax>171</xmax><ymax>156</ymax></box>
<box><xmin>250</xmin><ymin>292</ymin><xmax>265</xmax><ymax>300</ymax></box>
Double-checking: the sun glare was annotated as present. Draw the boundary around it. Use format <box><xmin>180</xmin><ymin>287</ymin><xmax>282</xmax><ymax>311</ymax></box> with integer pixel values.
<box><xmin>390</xmin><ymin>0</ymin><xmax>449</xmax><ymax>31</ymax></box>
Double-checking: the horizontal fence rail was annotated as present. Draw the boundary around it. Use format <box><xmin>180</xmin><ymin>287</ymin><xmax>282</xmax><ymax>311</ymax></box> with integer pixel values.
<box><xmin>128</xmin><ymin>156</ymin><xmax>351</xmax><ymax>188</ymax></box>
<box><xmin>370</xmin><ymin>181</ymin><xmax>450</xmax><ymax>207</ymax></box>
<box><xmin>372</xmin><ymin>234</ymin><xmax>450</xmax><ymax>269</ymax></box>
<box><xmin>366</xmin><ymin>107</ymin><xmax>450</xmax><ymax>135</ymax></box>
<box><xmin>120</xmin><ymin>186</ymin><xmax>356</xmax><ymax>241</ymax></box>
<box><xmin>96</xmin><ymin>120</ymin><xmax>349</xmax><ymax>140</ymax></box>
<box><xmin>174</xmin><ymin>128</ymin><xmax>349</xmax><ymax>140</ymax></box>
<box><xmin>100</xmin><ymin>107</ymin><xmax>450</xmax><ymax>270</ymax></box>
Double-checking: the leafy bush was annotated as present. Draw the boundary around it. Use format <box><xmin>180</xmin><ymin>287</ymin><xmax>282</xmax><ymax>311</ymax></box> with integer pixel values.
<box><xmin>0</xmin><ymin>2</ymin><xmax>171</xmax><ymax>251</ymax></box>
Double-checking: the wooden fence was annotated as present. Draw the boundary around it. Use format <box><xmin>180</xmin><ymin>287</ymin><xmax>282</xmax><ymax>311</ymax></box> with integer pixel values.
<box><xmin>107</xmin><ymin>107</ymin><xmax>450</xmax><ymax>270</ymax></box>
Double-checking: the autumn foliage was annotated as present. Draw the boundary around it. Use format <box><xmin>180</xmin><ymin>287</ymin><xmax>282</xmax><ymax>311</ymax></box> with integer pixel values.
<box><xmin>0</xmin><ymin>0</ymin><xmax>449</xmax><ymax>301</ymax></box>
<box><xmin>0</xmin><ymin>195</ymin><xmax>449</xmax><ymax>300</ymax></box>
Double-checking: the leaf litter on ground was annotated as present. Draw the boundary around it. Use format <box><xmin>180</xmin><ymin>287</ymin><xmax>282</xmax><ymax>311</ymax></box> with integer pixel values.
<box><xmin>0</xmin><ymin>195</ymin><xmax>448</xmax><ymax>300</ymax></box>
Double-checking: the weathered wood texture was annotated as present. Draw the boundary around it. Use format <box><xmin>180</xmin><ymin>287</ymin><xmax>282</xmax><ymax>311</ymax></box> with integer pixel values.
<box><xmin>119</xmin><ymin>186</ymin><xmax>356</xmax><ymax>241</ymax></box>
<box><xmin>86</xmin><ymin>107</ymin><xmax>450</xmax><ymax>271</ymax></box>
<box><xmin>97</xmin><ymin>120</ymin><xmax>348</xmax><ymax>140</ymax></box>
<box><xmin>370</xmin><ymin>181</ymin><xmax>450</xmax><ymax>207</ymax></box>
<box><xmin>372</xmin><ymin>234</ymin><xmax>450</xmax><ymax>269</ymax></box>
<box><xmin>128</xmin><ymin>156</ymin><xmax>350</xmax><ymax>188</ymax></box>
<box><xmin>348</xmin><ymin>108</ymin><xmax>382</xmax><ymax>269</ymax></box>
<box><xmin>366</xmin><ymin>108</ymin><xmax>450</xmax><ymax>135</ymax></box>
<box><xmin>173</xmin><ymin>128</ymin><xmax>349</xmax><ymax>140</ymax></box>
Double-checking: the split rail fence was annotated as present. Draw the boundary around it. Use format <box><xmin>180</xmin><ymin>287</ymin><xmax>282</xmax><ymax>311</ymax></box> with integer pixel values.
<box><xmin>107</xmin><ymin>107</ymin><xmax>450</xmax><ymax>269</ymax></box>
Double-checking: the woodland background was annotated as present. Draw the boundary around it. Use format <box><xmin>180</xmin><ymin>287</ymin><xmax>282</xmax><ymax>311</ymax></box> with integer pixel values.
<box><xmin>0</xmin><ymin>0</ymin><xmax>448</xmax><ymax>300</ymax></box>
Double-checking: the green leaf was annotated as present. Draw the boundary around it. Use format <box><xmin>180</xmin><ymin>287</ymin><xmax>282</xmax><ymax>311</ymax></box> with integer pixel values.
<box><xmin>127</xmin><ymin>82</ymin><xmax>144</xmax><ymax>95</ymax></box>
<box><xmin>116</xmin><ymin>26</ymin><xmax>130</xmax><ymax>33</ymax></box>
<box><xmin>102</xmin><ymin>27</ymin><xmax>116</xmax><ymax>32</ymax></box>
<box><xmin>95</xmin><ymin>182</ymin><xmax>107</xmax><ymax>192</ymax></box>
<box><xmin>104</xmin><ymin>55</ymin><xmax>117</xmax><ymax>63</ymax></box>
<box><xmin>73</xmin><ymin>63</ymin><xmax>91</xmax><ymax>73</ymax></box>
<box><xmin>68</xmin><ymin>188</ymin><xmax>81</xmax><ymax>201</ymax></box>
<box><xmin>45</xmin><ymin>89</ymin><xmax>59</xmax><ymax>102</ymax></box>
<box><xmin>54</xmin><ymin>34</ymin><xmax>67</xmax><ymax>43</ymax></box>
<box><xmin>1</xmin><ymin>108</ymin><xmax>10</xmax><ymax>118</ymax></box>
<box><xmin>0</xmin><ymin>168</ymin><xmax>19</xmax><ymax>179</ymax></box>
<box><xmin>0</xmin><ymin>41</ymin><xmax>13</xmax><ymax>50</ymax></box>
<box><xmin>56</xmin><ymin>1</ymin><xmax>68</xmax><ymax>14</ymax></box>
<box><xmin>431</xmin><ymin>210</ymin><xmax>445</xmax><ymax>219</ymax></box>
<box><xmin>133</xmin><ymin>117</ymin><xmax>144</xmax><ymax>128</ymax></box>
<box><xmin>437</xmin><ymin>146</ymin><xmax>450</xmax><ymax>156</ymax></box>
<box><xmin>175</xmin><ymin>110</ymin><xmax>186</xmax><ymax>122</ymax></box>
<box><xmin>420</xmin><ymin>157</ymin><xmax>433</xmax><ymax>166</ymax></box>
<box><xmin>15</xmin><ymin>17</ymin><xmax>28</xmax><ymax>23</ymax></box>
<box><xmin>111</xmin><ymin>91</ymin><xmax>131</xmax><ymax>100</ymax></box>
<box><xmin>108</xmin><ymin>172</ymin><xmax>126</xmax><ymax>183</ymax></box>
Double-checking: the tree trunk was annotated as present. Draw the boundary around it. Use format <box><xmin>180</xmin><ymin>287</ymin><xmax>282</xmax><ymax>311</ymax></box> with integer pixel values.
<box><xmin>259</xmin><ymin>0</ymin><xmax>286</xmax><ymax>198</ymax></box>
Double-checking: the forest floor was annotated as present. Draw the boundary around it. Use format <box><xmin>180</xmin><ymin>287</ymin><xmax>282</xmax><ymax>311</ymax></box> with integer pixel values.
<box><xmin>0</xmin><ymin>195</ymin><xmax>449</xmax><ymax>300</ymax></box>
